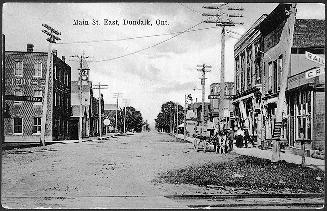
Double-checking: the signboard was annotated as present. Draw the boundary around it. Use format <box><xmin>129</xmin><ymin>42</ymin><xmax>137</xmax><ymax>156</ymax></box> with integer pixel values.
<box><xmin>208</xmin><ymin>95</ymin><xmax>220</xmax><ymax>99</ymax></box>
<box><xmin>5</xmin><ymin>95</ymin><xmax>42</xmax><ymax>102</ymax></box>
<box><xmin>6</xmin><ymin>78</ymin><xmax>46</xmax><ymax>86</ymax></box>
<box><xmin>80</xmin><ymin>69</ymin><xmax>89</xmax><ymax>81</ymax></box>
<box><xmin>305</xmin><ymin>51</ymin><xmax>325</xmax><ymax>65</ymax></box>
<box><xmin>305</xmin><ymin>67</ymin><xmax>325</xmax><ymax>79</ymax></box>
<box><xmin>103</xmin><ymin>119</ymin><xmax>111</xmax><ymax>126</ymax></box>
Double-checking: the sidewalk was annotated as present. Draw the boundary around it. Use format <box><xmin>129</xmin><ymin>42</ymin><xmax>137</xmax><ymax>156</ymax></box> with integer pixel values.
<box><xmin>234</xmin><ymin>147</ymin><xmax>325</xmax><ymax>171</ymax></box>
<box><xmin>173</xmin><ymin>133</ymin><xmax>324</xmax><ymax>171</ymax></box>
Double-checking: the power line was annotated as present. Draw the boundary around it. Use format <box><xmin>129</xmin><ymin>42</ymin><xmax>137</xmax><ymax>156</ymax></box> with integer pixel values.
<box><xmin>56</xmin><ymin>25</ymin><xmax>220</xmax><ymax>45</ymax></box>
<box><xmin>91</xmin><ymin>20</ymin><xmax>205</xmax><ymax>63</ymax></box>
<box><xmin>179</xmin><ymin>3</ymin><xmax>203</xmax><ymax>15</ymax></box>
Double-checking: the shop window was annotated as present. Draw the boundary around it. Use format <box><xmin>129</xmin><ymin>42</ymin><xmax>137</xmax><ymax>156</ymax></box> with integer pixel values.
<box><xmin>15</xmin><ymin>61</ymin><xmax>23</xmax><ymax>76</ymax></box>
<box><xmin>34</xmin><ymin>62</ymin><xmax>42</xmax><ymax>77</ymax></box>
<box><xmin>13</xmin><ymin>117</ymin><xmax>23</xmax><ymax>134</ymax></box>
<box><xmin>33</xmin><ymin>117</ymin><xmax>41</xmax><ymax>134</ymax></box>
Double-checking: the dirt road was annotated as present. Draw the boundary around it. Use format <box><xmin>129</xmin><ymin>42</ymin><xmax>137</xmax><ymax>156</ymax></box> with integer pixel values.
<box><xmin>2</xmin><ymin>131</ymin><xmax>238</xmax><ymax>209</ymax></box>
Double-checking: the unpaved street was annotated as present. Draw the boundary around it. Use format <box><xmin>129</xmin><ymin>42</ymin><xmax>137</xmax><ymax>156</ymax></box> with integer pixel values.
<box><xmin>2</xmin><ymin>132</ymin><xmax>237</xmax><ymax>209</ymax></box>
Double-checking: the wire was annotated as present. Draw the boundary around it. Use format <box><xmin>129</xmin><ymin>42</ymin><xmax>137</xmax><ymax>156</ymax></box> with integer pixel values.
<box><xmin>56</xmin><ymin>26</ymin><xmax>221</xmax><ymax>45</ymax></box>
<box><xmin>179</xmin><ymin>3</ymin><xmax>203</xmax><ymax>15</ymax></box>
<box><xmin>91</xmin><ymin>21</ymin><xmax>205</xmax><ymax>63</ymax></box>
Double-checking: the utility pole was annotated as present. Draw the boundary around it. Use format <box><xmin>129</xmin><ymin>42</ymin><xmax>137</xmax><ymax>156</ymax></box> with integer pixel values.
<box><xmin>93</xmin><ymin>83</ymin><xmax>108</xmax><ymax>138</ymax></box>
<box><xmin>197</xmin><ymin>64</ymin><xmax>212</xmax><ymax>152</ymax></box>
<box><xmin>184</xmin><ymin>94</ymin><xmax>192</xmax><ymax>141</ymax></box>
<box><xmin>184</xmin><ymin>95</ymin><xmax>187</xmax><ymax>141</ymax></box>
<box><xmin>113</xmin><ymin>92</ymin><xmax>122</xmax><ymax>133</ymax></box>
<box><xmin>176</xmin><ymin>103</ymin><xmax>178</xmax><ymax>133</ymax></box>
<box><xmin>203</xmin><ymin>3</ymin><xmax>244</xmax><ymax>130</ymax></box>
<box><xmin>173</xmin><ymin>104</ymin><xmax>176</xmax><ymax>134</ymax></box>
<box><xmin>70</xmin><ymin>53</ymin><xmax>90</xmax><ymax>141</ymax></box>
<box><xmin>123</xmin><ymin>98</ymin><xmax>129</xmax><ymax>133</ymax></box>
<box><xmin>40</xmin><ymin>24</ymin><xmax>61</xmax><ymax>146</ymax></box>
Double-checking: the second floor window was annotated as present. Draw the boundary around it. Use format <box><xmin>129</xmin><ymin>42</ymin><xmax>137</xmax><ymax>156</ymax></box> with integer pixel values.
<box><xmin>34</xmin><ymin>62</ymin><xmax>42</xmax><ymax>77</ymax></box>
<box><xmin>53</xmin><ymin>66</ymin><xmax>57</xmax><ymax>79</ymax></box>
<box><xmin>15</xmin><ymin>61</ymin><xmax>23</xmax><ymax>76</ymax></box>
<box><xmin>268</xmin><ymin>62</ymin><xmax>273</xmax><ymax>92</ymax></box>
<box><xmin>277</xmin><ymin>55</ymin><xmax>283</xmax><ymax>90</ymax></box>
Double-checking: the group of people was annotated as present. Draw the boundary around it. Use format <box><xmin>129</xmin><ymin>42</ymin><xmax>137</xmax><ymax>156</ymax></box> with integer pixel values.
<box><xmin>209</xmin><ymin>126</ymin><xmax>255</xmax><ymax>153</ymax></box>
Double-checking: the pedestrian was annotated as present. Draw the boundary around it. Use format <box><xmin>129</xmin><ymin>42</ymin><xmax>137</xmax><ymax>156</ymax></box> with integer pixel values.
<box><xmin>218</xmin><ymin>130</ymin><xmax>227</xmax><ymax>154</ymax></box>
<box><xmin>227</xmin><ymin>128</ymin><xmax>235</xmax><ymax>152</ymax></box>
<box><xmin>299</xmin><ymin>128</ymin><xmax>305</xmax><ymax>166</ymax></box>
<box><xmin>235</xmin><ymin>127</ymin><xmax>244</xmax><ymax>148</ymax></box>
<box><xmin>244</xmin><ymin>128</ymin><xmax>249</xmax><ymax>148</ymax></box>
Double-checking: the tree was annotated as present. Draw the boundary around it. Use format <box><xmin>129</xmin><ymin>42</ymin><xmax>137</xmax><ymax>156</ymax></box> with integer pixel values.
<box><xmin>155</xmin><ymin>101</ymin><xmax>185</xmax><ymax>133</ymax></box>
<box><xmin>106</xmin><ymin>106</ymin><xmax>144</xmax><ymax>133</ymax></box>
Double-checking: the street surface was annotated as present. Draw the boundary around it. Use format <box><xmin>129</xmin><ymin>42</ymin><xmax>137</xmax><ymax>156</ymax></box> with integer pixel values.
<box><xmin>2</xmin><ymin>132</ymin><xmax>324</xmax><ymax>209</ymax></box>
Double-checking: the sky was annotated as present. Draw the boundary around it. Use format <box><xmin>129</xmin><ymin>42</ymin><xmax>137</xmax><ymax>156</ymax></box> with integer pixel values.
<box><xmin>3</xmin><ymin>3</ymin><xmax>325</xmax><ymax>128</ymax></box>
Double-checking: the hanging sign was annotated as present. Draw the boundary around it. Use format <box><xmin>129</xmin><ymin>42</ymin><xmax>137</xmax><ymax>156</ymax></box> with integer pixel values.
<box><xmin>305</xmin><ymin>51</ymin><xmax>325</xmax><ymax>65</ymax></box>
<box><xmin>305</xmin><ymin>67</ymin><xmax>325</xmax><ymax>79</ymax></box>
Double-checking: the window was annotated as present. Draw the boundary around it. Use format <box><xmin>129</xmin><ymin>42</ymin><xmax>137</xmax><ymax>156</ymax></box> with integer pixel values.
<box><xmin>33</xmin><ymin>117</ymin><xmax>42</xmax><ymax>134</ymax></box>
<box><xmin>268</xmin><ymin>62</ymin><xmax>273</xmax><ymax>92</ymax></box>
<box><xmin>14</xmin><ymin>90</ymin><xmax>23</xmax><ymax>104</ymax></box>
<box><xmin>53</xmin><ymin>66</ymin><xmax>57</xmax><ymax>79</ymax></box>
<box><xmin>34</xmin><ymin>90</ymin><xmax>42</xmax><ymax>106</ymax></box>
<box><xmin>15</xmin><ymin>61</ymin><xmax>23</xmax><ymax>76</ymax></box>
<box><xmin>34</xmin><ymin>62</ymin><xmax>42</xmax><ymax>77</ymax></box>
<box><xmin>273</xmin><ymin>60</ymin><xmax>278</xmax><ymax>93</ymax></box>
<box><xmin>277</xmin><ymin>55</ymin><xmax>283</xmax><ymax>91</ymax></box>
<box><xmin>13</xmin><ymin>117</ymin><xmax>23</xmax><ymax>134</ymax></box>
<box><xmin>54</xmin><ymin>92</ymin><xmax>57</xmax><ymax>106</ymax></box>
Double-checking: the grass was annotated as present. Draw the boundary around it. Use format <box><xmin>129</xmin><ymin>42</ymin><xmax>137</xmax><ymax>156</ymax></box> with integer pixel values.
<box><xmin>154</xmin><ymin>155</ymin><xmax>325</xmax><ymax>193</ymax></box>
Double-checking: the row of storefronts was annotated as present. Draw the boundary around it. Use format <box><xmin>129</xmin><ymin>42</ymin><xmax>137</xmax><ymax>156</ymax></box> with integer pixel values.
<box><xmin>231</xmin><ymin>3</ymin><xmax>325</xmax><ymax>152</ymax></box>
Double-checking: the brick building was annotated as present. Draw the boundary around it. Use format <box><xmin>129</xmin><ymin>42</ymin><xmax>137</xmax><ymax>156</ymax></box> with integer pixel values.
<box><xmin>233</xmin><ymin>15</ymin><xmax>267</xmax><ymax>144</ymax></box>
<box><xmin>4</xmin><ymin>44</ymin><xmax>71</xmax><ymax>142</ymax></box>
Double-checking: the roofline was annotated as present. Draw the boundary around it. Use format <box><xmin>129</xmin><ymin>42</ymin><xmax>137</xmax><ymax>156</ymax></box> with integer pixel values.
<box><xmin>5</xmin><ymin>51</ymin><xmax>47</xmax><ymax>54</ymax></box>
<box><xmin>234</xmin><ymin>14</ymin><xmax>268</xmax><ymax>50</ymax></box>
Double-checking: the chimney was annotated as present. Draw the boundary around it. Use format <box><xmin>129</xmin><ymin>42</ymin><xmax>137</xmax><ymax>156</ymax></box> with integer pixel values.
<box><xmin>62</xmin><ymin>56</ymin><xmax>65</xmax><ymax>62</ymax></box>
<box><xmin>27</xmin><ymin>44</ymin><xmax>34</xmax><ymax>52</ymax></box>
<box><xmin>52</xmin><ymin>49</ymin><xmax>57</xmax><ymax>56</ymax></box>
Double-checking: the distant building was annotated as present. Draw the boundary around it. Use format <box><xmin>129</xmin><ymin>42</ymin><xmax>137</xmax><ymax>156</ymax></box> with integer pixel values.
<box><xmin>4</xmin><ymin>44</ymin><xmax>71</xmax><ymax>142</ymax></box>
<box><xmin>89</xmin><ymin>92</ymin><xmax>104</xmax><ymax>136</ymax></box>
<box><xmin>209</xmin><ymin>82</ymin><xmax>235</xmax><ymax>130</ymax></box>
<box><xmin>185</xmin><ymin>102</ymin><xmax>210</xmax><ymax>136</ymax></box>
<box><xmin>103</xmin><ymin>103</ymin><xmax>118</xmax><ymax>133</ymax></box>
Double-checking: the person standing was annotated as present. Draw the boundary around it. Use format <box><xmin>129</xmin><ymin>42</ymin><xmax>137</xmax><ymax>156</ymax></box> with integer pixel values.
<box><xmin>235</xmin><ymin>127</ymin><xmax>244</xmax><ymax>148</ymax></box>
<box><xmin>227</xmin><ymin>128</ymin><xmax>235</xmax><ymax>152</ymax></box>
<box><xmin>299</xmin><ymin>128</ymin><xmax>306</xmax><ymax>166</ymax></box>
